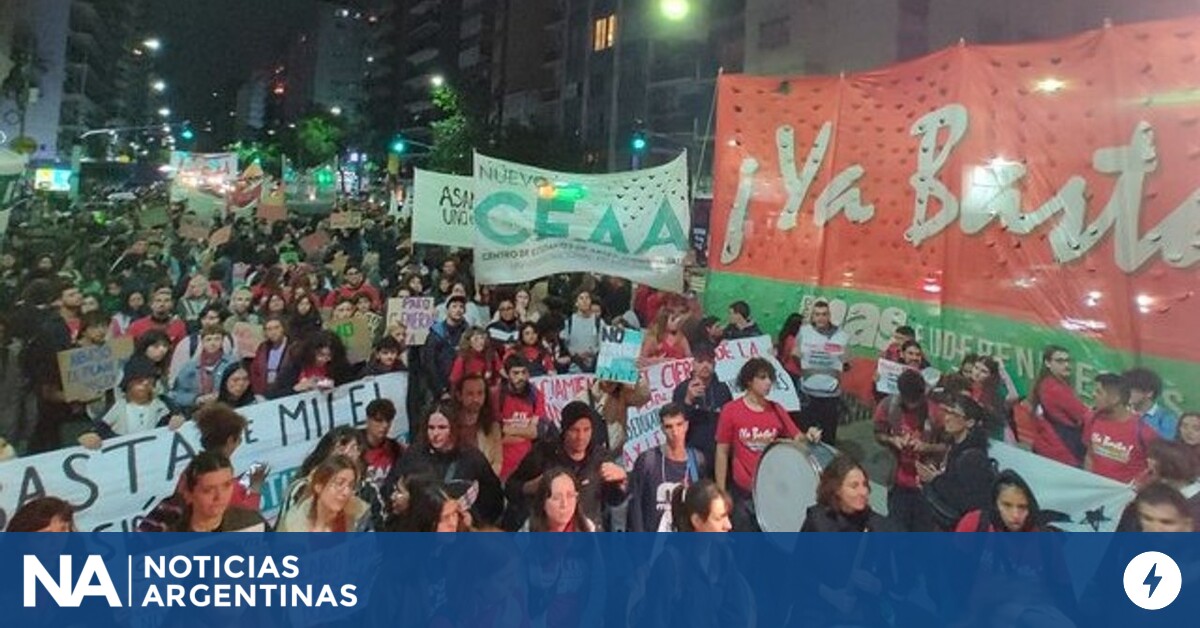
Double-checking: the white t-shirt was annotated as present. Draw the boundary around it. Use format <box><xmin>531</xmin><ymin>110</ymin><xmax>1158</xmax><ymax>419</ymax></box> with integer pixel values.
<box><xmin>102</xmin><ymin>398</ymin><xmax>172</xmax><ymax>435</ymax></box>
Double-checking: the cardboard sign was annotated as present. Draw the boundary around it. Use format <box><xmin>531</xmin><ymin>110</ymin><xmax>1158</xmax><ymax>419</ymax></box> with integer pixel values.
<box><xmin>595</xmin><ymin>326</ymin><xmax>643</xmax><ymax>384</ymax></box>
<box><xmin>329</xmin><ymin>211</ymin><xmax>362</xmax><ymax>230</ymax></box>
<box><xmin>209</xmin><ymin>225</ymin><xmax>233</xmax><ymax>248</ymax></box>
<box><xmin>386</xmin><ymin>297</ymin><xmax>436</xmax><ymax>345</ymax></box>
<box><xmin>57</xmin><ymin>338</ymin><xmax>135</xmax><ymax>402</ymax></box>
<box><xmin>257</xmin><ymin>190</ymin><xmax>287</xmax><ymax>223</ymax></box>
<box><xmin>330</xmin><ymin>317</ymin><xmax>374</xmax><ymax>364</ymax></box>
<box><xmin>231</xmin><ymin>322</ymin><xmax>265</xmax><ymax>359</ymax></box>
<box><xmin>178</xmin><ymin>215</ymin><xmax>210</xmax><ymax>242</ymax></box>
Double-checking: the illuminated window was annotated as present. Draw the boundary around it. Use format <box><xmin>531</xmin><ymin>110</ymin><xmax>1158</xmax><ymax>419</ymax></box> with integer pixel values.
<box><xmin>593</xmin><ymin>14</ymin><xmax>616</xmax><ymax>52</ymax></box>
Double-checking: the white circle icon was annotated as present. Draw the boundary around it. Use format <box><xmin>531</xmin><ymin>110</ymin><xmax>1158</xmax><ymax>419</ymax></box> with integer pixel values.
<box><xmin>1123</xmin><ymin>551</ymin><xmax>1182</xmax><ymax>610</ymax></box>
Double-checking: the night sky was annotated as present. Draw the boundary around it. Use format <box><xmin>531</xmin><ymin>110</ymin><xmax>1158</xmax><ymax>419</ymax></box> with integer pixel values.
<box><xmin>151</xmin><ymin>0</ymin><xmax>317</xmax><ymax>122</ymax></box>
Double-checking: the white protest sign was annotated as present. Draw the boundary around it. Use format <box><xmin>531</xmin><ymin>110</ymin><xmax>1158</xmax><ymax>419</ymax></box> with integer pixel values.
<box><xmin>413</xmin><ymin>168</ymin><xmax>474</xmax><ymax>247</ymax></box>
<box><xmin>472</xmin><ymin>153</ymin><xmax>691</xmax><ymax>292</ymax></box>
<box><xmin>0</xmin><ymin>373</ymin><xmax>408</xmax><ymax>531</ymax></box>
<box><xmin>714</xmin><ymin>336</ymin><xmax>801</xmax><ymax>411</ymax></box>
<box><xmin>799</xmin><ymin>332</ymin><xmax>847</xmax><ymax>372</ymax></box>
<box><xmin>595</xmin><ymin>326</ymin><xmax>643</xmax><ymax>384</ymax></box>
<box><xmin>386</xmin><ymin>297</ymin><xmax>437</xmax><ymax>345</ymax></box>
<box><xmin>875</xmin><ymin>359</ymin><xmax>907</xmax><ymax>395</ymax></box>
<box><xmin>329</xmin><ymin>211</ymin><xmax>363</xmax><ymax>230</ymax></box>
<box><xmin>532</xmin><ymin>373</ymin><xmax>595</xmax><ymax>424</ymax></box>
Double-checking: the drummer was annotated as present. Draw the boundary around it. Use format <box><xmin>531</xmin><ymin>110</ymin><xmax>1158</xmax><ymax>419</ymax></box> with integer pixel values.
<box><xmin>715</xmin><ymin>357</ymin><xmax>822</xmax><ymax>531</ymax></box>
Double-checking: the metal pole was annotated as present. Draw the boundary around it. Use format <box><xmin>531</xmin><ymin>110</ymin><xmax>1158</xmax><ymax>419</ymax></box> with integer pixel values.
<box><xmin>606</xmin><ymin>0</ymin><xmax>624</xmax><ymax>172</ymax></box>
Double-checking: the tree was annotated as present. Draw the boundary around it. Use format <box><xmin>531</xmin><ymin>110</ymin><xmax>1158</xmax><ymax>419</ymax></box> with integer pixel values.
<box><xmin>425</xmin><ymin>85</ymin><xmax>482</xmax><ymax>175</ymax></box>
<box><xmin>290</xmin><ymin>113</ymin><xmax>345</xmax><ymax>169</ymax></box>
<box><xmin>1</xmin><ymin>26</ymin><xmax>44</xmax><ymax>154</ymax></box>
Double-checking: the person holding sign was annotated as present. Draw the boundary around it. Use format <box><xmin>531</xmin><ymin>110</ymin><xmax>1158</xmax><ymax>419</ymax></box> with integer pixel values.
<box><xmin>715</xmin><ymin>358</ymin><xmax>816</xmax><ymax>532</ymax></box>
<box><xmin>628</xmin><ymin>403</ymin><xmax>711</xmax><ymax>532</ymax></box>
<box><xmin>796</xmin><ymin>300</ymin><xmax>850</xmax><ymax>445</ymax></box>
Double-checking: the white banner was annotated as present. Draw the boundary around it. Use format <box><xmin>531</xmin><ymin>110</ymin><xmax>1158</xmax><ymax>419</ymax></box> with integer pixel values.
<box><xmin>990</xmin><ymin>441</ymin><xmax>1135</xmax><ymax>532</ymax></box>
<box><xmin>715</xmin><ymin>336</ymin><xmax>802</xmax><ymax>411</ymax></box>
<box><xmin>472</xmin><ymin>152</ymin><xmax>691</xmax><ymax>291</ymax></box>
<box><xmin>413</xmin><ymin>168</ymin><xmax>474</xmax><ymax>247</ymax></box>
<box><xmin>0</xmin><ymin>374</ymin><xmax>408</xmax><ymax>532</ymax></box>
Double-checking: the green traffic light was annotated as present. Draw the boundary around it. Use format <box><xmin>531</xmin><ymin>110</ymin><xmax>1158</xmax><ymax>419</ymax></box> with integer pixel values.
<box><xmin>390</xmin><ymin>138</ymin><xmax>407</xmax><ymax>154</ymax></box>
<box><xmin>632</xmin><ymin>135</ymin><xmax>647</xmax><ymax>152</ymax></box>
<box><xmin>181</xmin><ymin>128</ymin><xmax>195</xmax><ymax>140</ymax></box>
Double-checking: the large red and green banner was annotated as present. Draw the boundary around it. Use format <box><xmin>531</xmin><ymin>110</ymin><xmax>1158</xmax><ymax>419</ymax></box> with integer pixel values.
<box><xmin>707</xmin><ymin>17</ymin><xmax>1200</xmax><ymax>410</ymax></box>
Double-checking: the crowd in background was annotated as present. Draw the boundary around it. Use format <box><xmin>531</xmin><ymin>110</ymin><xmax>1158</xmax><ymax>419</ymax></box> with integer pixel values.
<box><xmin>0</xmin><ymin>195</ymin><xmax>1197</xmax><ymax>536</ymax></box>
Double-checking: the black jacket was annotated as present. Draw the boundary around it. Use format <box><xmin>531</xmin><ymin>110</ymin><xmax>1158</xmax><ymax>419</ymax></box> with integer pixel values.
<box><xmin>924</xmin><ymin>427</ymin><xmax>994</xmax><ymax>529</ymax></box>
<box><xmin>672</xmin><ymin>377</ymin><xmax>732</xmax><ymax>466</ymax></box>
<box><xmin>384</xmin><ymin>444</ymin><xmax>505</xmax><ymax>527</ymax></box>
<box><xmin>503</xmin><ymin>443</ymin><xmax>627</xmax><ymax>531</ymax></box>
<box><xmin>801</xmin><ymin>504</ymin><xmax>899</xmax><ymax>532</ymax></box>
<box><xmin>421</xmin><ymin>319</ymin><xmax>466</xmax><ymax>394</ymax></box>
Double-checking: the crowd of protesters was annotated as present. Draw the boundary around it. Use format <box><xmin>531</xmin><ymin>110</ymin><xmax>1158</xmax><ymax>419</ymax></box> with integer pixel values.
<box><xmin>0</xmin><ymin>196</ymin><xmax>1196</xmax><ymax>536</ymax></box>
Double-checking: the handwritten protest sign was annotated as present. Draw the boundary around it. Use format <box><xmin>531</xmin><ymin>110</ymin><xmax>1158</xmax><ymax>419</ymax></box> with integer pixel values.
<box><xmin>387</xmin><ymin>297</ymin><xmax>436</xmax><ymax>345</ymax></box>
<box><xmin>258</xmin><ymin>189</ymin><xmax>287</xmax><ymax>222</ymax></box>
<box><xmin>714</xmin><ymin>335</ymin><xmax>801</xmax><ymax>411</ymax></box>
<box><xmin>595</xmin><ymin>326</ymin><xmax>643</xmax><ymax>384</ymax></box>
<box><xmin>0</xmin><ymin>374</ymin><xmax>408</xmax><ymax>531</ymax></box>
<box><xmin>56</xmin><ymin>338</ymin><xmax>135</xmax><ymax>402</ymax></box>
<box><xmin>231</xmin><ymin>322</ymin><xmax>265</xmax><ymax>359</ymax></box>
<box><xmin>875</xmin><ymin>359</ymin><xmax>907</xmax><ymax>395</ymax></box>
<box><xmin>331</xmin><ymin>317</ymin><xmax>374</xmax><ymax>364</ymax></box>
<box><xmin>329</xmin><ymin>211</ymin><xmax>362</xmax><ymax>230</ymax></box>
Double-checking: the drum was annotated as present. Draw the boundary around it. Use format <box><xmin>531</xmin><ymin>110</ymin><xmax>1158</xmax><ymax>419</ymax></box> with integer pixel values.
<box><xmin>753</xmin><ymin>440</ymin><xmax>838</xmax><ymax>532</ymax></box>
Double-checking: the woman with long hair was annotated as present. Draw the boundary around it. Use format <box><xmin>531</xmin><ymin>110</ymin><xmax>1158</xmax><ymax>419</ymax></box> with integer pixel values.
<box><xmin>276</xmin><ymin>426</ymin><xmax>366</xmax><ymax>523</ymax></box>
<box><xmin>1177</xmin><ymin>412</ymin><xmax>1200</xmax><ymax>458</ymax></box>
<box><xmin>777</xmin><ymin>313</ymin><xmax>804</xmax><ymax>381</ymax></box>
<box><xmin>386</xmin><ymin>474</ymin><xmax>466</xmax><ymax>532</ymax></box>
<box><xmin>268</xmin><ymin>330</ymin><xmax>351</xmax><ymax>398</ymax></box>
<box><xmin>955</xmin><ymin>470</ymin><xmax>1046</xmax><ymax>532</ymax></box>
<box><xmin>277</xmin><ymin>455</ymin><xmax>372</xmax><ymax>531</ymax></box>
<box><xmin>449</xmin><ymin>327</ymin><xmax>502</xmax><ymax>390</ymax></box>
<box><xmin>454</xmin><ymin>374</ymin><xmax>503</xmax><ymax>475</ymax></box>
<box><xmin>109</xmin><ymin>285</ymin><xmax>147</xmax><ymax>338</ymax></box>
<box><xmin>216</xmin><ymin>363</ymin><xmax>259</xmax><ymax>408</ymax></box>
<box><xmin>287</xmin><ymin>292</ymin><xmax>324</xmax><ymax>345</ymax></box>
<box><xmin>802</xmin><ymin>455</ymin><xmax>896</xmax><ymax>532</ymax></box>
<box><xmin>509</xmin><ymin>321</ymin><xmax>556</xmax><ymax>376</ymax></box>
<box><xmin>522</xmin><ymin>468</ymin><xmax>596</xmax><ymax>532</ymax></box>
<box><xmin>1027</xmin><ymin>346</ymin><xmax>1090</xmax><ymax>467</ymax></box>
<box><xmin>970</xmin><ymin>356</ymin><xmax>1017</xmax><ymax>440</ymax></box>
<box><xmin>669</xmin><ymin>480</ymin><xmax>733</xmax><ymax>532</ymax></box>
<box><xmin>641</xmin><ymin>310</ymin><xmax>692</xmax><ymax>360</ymax></box>
<box><xmin>385</xmin><ymin>401</ymin><xmax>504</xmax><ymax>528</ymax></box>
<box><xmin>5</xmin><ymin>497</ymin><xmax>76</xmax><ymax>531</ymax></box>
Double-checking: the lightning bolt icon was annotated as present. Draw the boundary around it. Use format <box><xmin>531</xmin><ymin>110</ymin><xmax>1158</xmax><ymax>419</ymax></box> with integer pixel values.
<box><xmin>1144</xmin><ymin>563</ymin><xmax>1162</xmax><ymax>598</ymax></box>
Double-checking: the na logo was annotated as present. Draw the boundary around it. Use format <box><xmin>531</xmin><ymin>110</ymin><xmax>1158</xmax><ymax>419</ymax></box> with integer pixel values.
<box><xmin>23</xmin><ymin>555</ymin><xmax>122</xmax><ymax>607</ymax></box>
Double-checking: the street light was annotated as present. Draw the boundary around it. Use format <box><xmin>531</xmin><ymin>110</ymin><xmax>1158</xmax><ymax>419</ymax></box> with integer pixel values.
<box><xmin>660</xmin><ymin>0</ymin><xmax>690</xmax><ymax>21</ymax></box>
<box><xmin>430</xmin><ymin>74</ymin><xmax>445</xmax><ymax>88</ymax></box>
<box><xmin>330</xmin><ymin>106</ymin><xmax>343</xmax><ymax>116</ymax></box>
<box><xmin>142</xmin><ymin>38</ymin><xmax>162</xmax><ymax>52</ymax></box>
<box><xmin>157</xmin><ymin>107</ymin><xmax>171</xmax><ymax>118</ymax></box>
<box><xmin>151</xmin><ymin>80</ymin><xmax>166</xmax><ymax>93</ymax></box>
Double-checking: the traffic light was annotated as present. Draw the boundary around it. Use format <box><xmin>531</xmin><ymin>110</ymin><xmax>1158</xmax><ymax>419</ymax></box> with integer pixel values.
<box><xmin>389</xmin><ymin>136</ymin><xmax>407</xmax><ymax>154</ymax></box>
<box><xmin>631</xmin><ymin>130</ymin><xmax>648</xmax><ymax>153</ymax></box>
<box><xmin>179</xmin><ymin>123</ymin><xmax>195</xmax><ymax>141</ymax></box>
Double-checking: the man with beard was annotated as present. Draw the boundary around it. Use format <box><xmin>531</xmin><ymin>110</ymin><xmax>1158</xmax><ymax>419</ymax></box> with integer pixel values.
<box><xmin>323</xmin><ymin>264</ymin><xmax>381</xmax><ymax>311</ymax></box>
<box><xmin>127</xmin><ymin>287</ymin><xmax>188</xmax><ymax>344</ymax></box>
<box><xmin>25</xmin><ymin>279</ymin><xmax>85</xmax><ymax>452</ymax></box>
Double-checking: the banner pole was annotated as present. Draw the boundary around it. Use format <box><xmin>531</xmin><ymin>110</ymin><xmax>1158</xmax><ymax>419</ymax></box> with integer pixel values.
<box><xmin>692</xmin><ymin>66</ymin><xmax>723</xmax><ymax>200</ymax></box>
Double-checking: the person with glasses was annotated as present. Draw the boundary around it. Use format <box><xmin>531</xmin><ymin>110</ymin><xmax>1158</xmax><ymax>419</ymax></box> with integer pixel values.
<box><xmin>1027</xmin><ymin>346</ymin><xmax>1090</xmax><ymax>467</ymax></box>
<box><xmin>522</xmin><ymin>468</ymin><xmax>597</xmax><ymax>532</ymax></box>
<box><xmin>323</xmin><ymin>264</ymin><xmax>381</xmax><ymax>312</ymax></box>
<box><xmin>277</xmin><ymin>455</ymin><xmax>372</xmax><ymax>531</ymax></box>
<box><xmin>918</xmin><ymin>392</ymin><xmax>993</xmax><ymax>530</ymax></box>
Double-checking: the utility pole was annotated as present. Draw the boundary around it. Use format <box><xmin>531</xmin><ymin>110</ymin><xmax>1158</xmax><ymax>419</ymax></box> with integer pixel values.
<box><xmin>606</xmin><ymin>0</ymin><xmax>624</xmax><ymax>173</ymax></box>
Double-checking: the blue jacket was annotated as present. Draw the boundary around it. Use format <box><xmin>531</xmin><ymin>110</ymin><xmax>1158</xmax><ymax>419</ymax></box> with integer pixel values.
<box><xmin>1142</xmin><ymin>403</ymin><xmax>1180</xmax><ymax>440</ymax></box>
<box><xmin>169</xmin><ymin>353</ymin><xmax>237</xmax><ymax>410</ymax></box>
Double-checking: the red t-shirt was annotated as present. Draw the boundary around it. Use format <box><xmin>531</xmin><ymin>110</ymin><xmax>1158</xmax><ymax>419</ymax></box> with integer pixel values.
<box><xmin>493</xmin><ymin>384</ymin><xmax>545</xmax><ymax>480</ymax></box>
<box><xmin>873</xmin><ymin>398</ymin><xmax>935</xmax><ymax>489</ymax></box>
<box><xmin>715</xmin><ymin>397</ymin><xmax>799</xmax><ymax>492</ymax></box>
<box><xmin>1032</xmin><ymin>377</ymin><xmax>1090</xmax><ymax>467</ymax></box>
<box><xmin>1084</xmin><ymin>412</ymin><xmax>1153</xmax><ymax>484</ymax></box>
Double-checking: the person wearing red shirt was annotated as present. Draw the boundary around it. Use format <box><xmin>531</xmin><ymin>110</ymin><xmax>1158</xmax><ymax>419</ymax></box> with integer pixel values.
<box><xmin>874</xmin><ymin>369</ymin><xmax>944</xmax><ymax>531</ymax></box>
<box><xmin>322</xmin><ymin>264</ymin><xmax>381</xmax><ymax>311</ymax></box>
<box><xmin>127</xmin><ymin>287</ymin><xmax>188</xmax><ymax>345</ymax></box>
<box><xmin>1028</xmin><ymin>346</ymin><xmax>1090</xmax><ymax>467</ymax></box>
<box><xmin>492</xmin><ymin>355</ymin><xmax>547</xmax><ymax>480</ymax></box>
<box><xmin>1084</xmin><ymin>373</ymin><xmax>1154</xmax><ymax>484</ymax></box>
<box><xmin>450</xmin><ymin>328</ymin><xmax>503</xmax><ymax>390</ymax></box>
<box><xmin>715</xmin><ymin>358</ymin><xmax>811</xmax><ymax>531</ymax></box>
